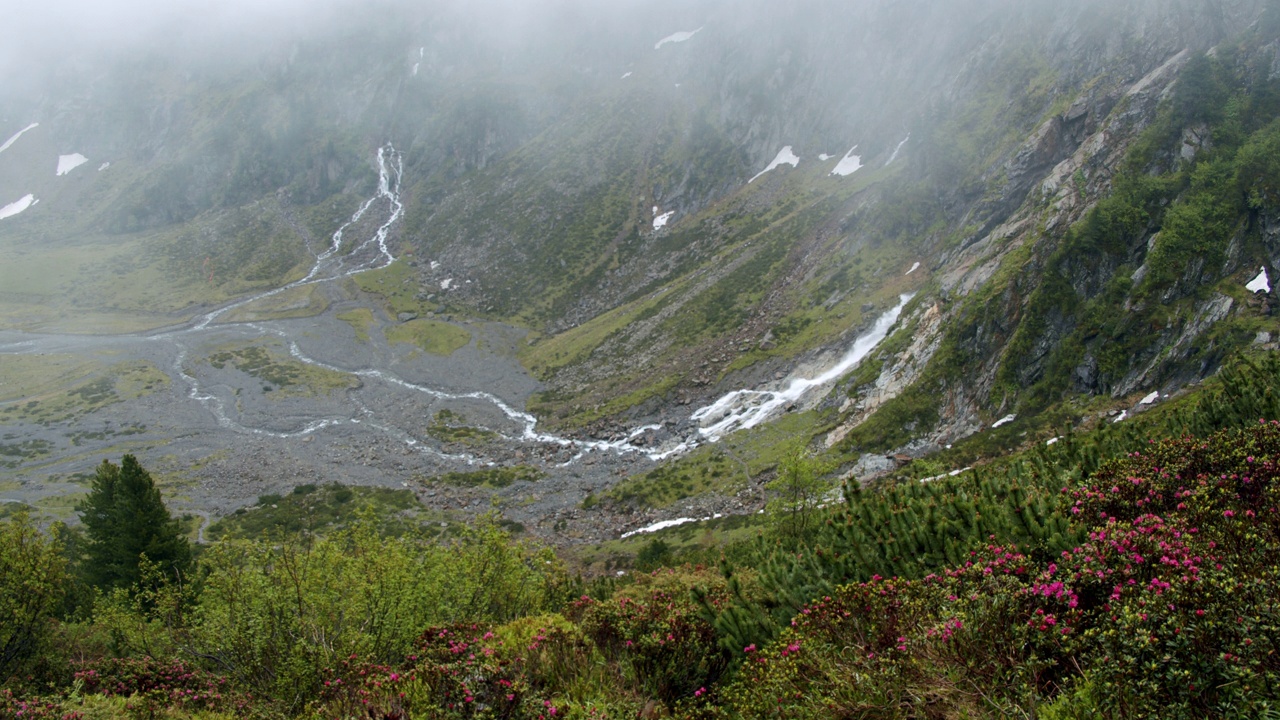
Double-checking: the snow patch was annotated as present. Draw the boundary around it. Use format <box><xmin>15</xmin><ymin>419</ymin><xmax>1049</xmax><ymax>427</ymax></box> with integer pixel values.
<box><xmin>621</xmin><ymin>71</ymin><xmax>632</xmax><ymax>79</ymax></box>
<box><xmin>97</xmin><ymin>162</ymin><xmax>110</xmax><ymax>171</ymax></box>
<box><xmin>1247</xmin><ymin>267</ymin><xmax>1271</xmax><ymax>293</ymax></box>
<box><xmin>748</xmin><ymin>145</ymin><xmax>800</xmax><ymax>183</ymax></box>
<box><xmin>412</xmin><ymin>63</ymin><xmax>420</xmax><ymax>76</ymax></box>
<box><xmin>1113</xmin><ymin>410</ymin><xmax>1129</xmax><ymax>424</ymax></box>
<box><xmin>441</xmin><ymin>278</ymin><xmax>454</xmax><ymax>290</ymax></box>
<box><xmin>622</xmin><ymin>518</ymin><xmax>696</xmax><ymax>538</ymax></box>
<box><xmin>920</xmin><ymin>467</ymin><xmax>974</xmax><ymax>484</ymax></box>
<box><xmin>0</xmin><ymin>123</ymin><xmax>38</xmax><ymax>155</ymax></box>
<box><xmin>653</xmin><ymin>210</ymin><xmax>675</xmax><ymax>230</ymax></box>
<box><xmin>1139</xmin><ymin>391</ymin><xmax>1160</xmax><ymax>406</ymax></box>
<box><xmin>818</xmin><ymin>153</ymin><xmax>832</xmax><ymax>161</ymax></box>
<box><xmin>621</xmin><ymin>512</ymin><xmax>725</xmax><ymax>539</ymax></box>
<box><xmin>430</xmin><ymin>261</ymin><xmax>440</xmax><ymax>270</ymax></box>
<box><xmin>0</xmin><ymin>194</ymin><xmax>36</xmax><ymax>220</ymax></box>
<box><xmin>905</xmin><ymin>262</ymin><xmax>920</xmax><ymax>276</ymax></box>
<box><xmin>655</xmin><ymin>27</ymin><xmax>702</xmax><ymax>49</ymax></box>
<box><xmin>1046</xmin><ymin>437</ymin><xmax>1061</xmax><ymax>446</ymax></box>
<box><xmin>991</xmin><ymin>414</ymin><xmax>1017</xmax><ymax>429</ymax></box>
<box><xmin>885</xmin><ymin>135</ymin><xmax>910</xmax><ymax>166</ymax></box>
<box><xmin>56</xmin><ymin>153</ymin><xmax>89</xmax><ymax>176</ymax></box>
<box><xmin>830</xmin><ymin>145</ymin><xmax>862</xmax><ymax>177</ymax></box>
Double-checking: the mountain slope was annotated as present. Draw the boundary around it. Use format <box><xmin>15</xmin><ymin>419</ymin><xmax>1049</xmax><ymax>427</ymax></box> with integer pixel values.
<box><xmin>2</xmin><ymin>0</ymin><xmax>1280</xmax><ymax>536</ymax></box>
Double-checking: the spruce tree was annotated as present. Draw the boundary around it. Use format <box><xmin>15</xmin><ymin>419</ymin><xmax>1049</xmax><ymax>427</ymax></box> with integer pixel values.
<box><xmin>77</xmin><ymin>455</ymin><xmax>191</xmax><ymax>591</ymax></box>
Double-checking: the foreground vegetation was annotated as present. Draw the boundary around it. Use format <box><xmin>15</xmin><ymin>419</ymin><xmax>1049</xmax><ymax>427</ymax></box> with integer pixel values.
<box><xmin>5</xmin><ymin>354</ymin><xmax>1280</xmax><ymax>719</ymax></box>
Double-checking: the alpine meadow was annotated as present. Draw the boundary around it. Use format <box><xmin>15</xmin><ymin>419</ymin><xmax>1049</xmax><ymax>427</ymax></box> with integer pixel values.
<box><xmin>6</xmin><ymin>0</ymin><xmax>1280</xmax><ymax>717</ymax></box>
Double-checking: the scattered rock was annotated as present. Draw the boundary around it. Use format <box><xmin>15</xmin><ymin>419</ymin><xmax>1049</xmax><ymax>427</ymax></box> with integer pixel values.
<box><xmin>398</xmin><ymin>312</ymin><xmax>418</xmax><ymax>322</ymax></box>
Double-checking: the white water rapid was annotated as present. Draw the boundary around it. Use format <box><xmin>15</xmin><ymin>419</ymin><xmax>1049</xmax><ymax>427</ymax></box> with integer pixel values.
<box><xmin>689</xmin><ymin>294</ymin><xmax>913</xmax><ymax>443</ymax></box>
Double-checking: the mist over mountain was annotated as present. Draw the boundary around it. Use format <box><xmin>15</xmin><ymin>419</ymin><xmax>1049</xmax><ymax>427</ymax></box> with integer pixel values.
<box><xmin>1</xmin><ymin>0</ymin><xmax>1279</xmax><ymax>546</ymax></box>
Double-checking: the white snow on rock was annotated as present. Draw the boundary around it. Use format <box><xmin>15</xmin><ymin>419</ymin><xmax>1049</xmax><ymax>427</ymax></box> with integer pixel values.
<box><xmin>430</xmin><ymin>260</ymin><xmax>440</xmax><ymax>270</ymax></box>
<box><xmin>653</xmin><ymin>210</ymin><xmax>675</xmax><ymax>230</ymax></box>
<box><xmin>991</xmin><ymin>414</ymin><xmax>1017</xmax><ymax>429</ymax></box>
<box><xmin>56</xmin><ymin>154</ymin><xmax>89</xmax><ymax>176</ymax></box>
<box><xmin>690</xmin><ymin>294</ymin><xmax>912</xmax><ymax>441</ymax></box>
<box><xmin>622</xmin><ymin>518</ymin><xmax>696</xmax><ymax>538</ymax></box>
<box><xmin>905</xmin><ymin>262</ymin><xmax>920</xmax><ymax>275</ymax></box>
<box><xmin>441</xmin><ymin>278</ymin><xmax>454</xmax><ymax>290</ymax></box>
<box><xmin>621</xmin><ymin>71</ymin><xmax>632</xmax><ymax>79</ymax></box>
<box><xmin>98</xmin><ymin>162</ymin><xmax>110</xmax><ymax>171</ymax></box>
<box><xmin>748</xmin><ymin>145</ymin><xmax>800</xmax><ymax>183</ymax></box>
<box><xmin>0</xmin><ymin>123</ymin><xmax>38</xmax><ymax>155</ymax></box>
<box><xmin>1139</xmin><ymin>391</ymin><xmax>1160</xmax><ymax>405</ymax></box>
<box><xmin>1113</xmin><ymin>410</ymin><xmax>1129</xmax><ymax>424</ymax></box>
<box><xmin>621</xmin><ymin>512</ymin><xmax>725</xmax><ymax>539</ymax></box>
<box><xmin>655</xmin><ymin>27</ymin><xmax>702</xmax><ymax>50</ymax></box>
<box><xmin>831</xmin><ymin>145</ymin><xmax>863</xmax><ymax>177</ymax></box>
<box><xmin>0</xmin><ymin>194</ymin><xmax>36</xmax><ymax>220</ymax></box>
<box><xmin>885</xmin><ymin>135</ymin><xmax>910</xmax><ymax>166</ymax></box>
<box><xmin>1247</xmin><ymin>266</ymin><xmax>1271</xmax><ymax>293</ymax></box>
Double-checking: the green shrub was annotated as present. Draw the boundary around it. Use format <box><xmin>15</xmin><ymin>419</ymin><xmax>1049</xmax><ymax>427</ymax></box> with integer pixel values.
<box><xmin>0</xmin><ymin>514</ymin><xmax>68</xmax><ymax>685</ymax></box>
<box><xmin>190</xmin><ymin>517</ymin><xmax>568</xmax><ymax>711</ymax></box>
<box><xmin>572</xmin><ymin>569</ymin><xmax>732</xmax><ymax>712</ymax></box>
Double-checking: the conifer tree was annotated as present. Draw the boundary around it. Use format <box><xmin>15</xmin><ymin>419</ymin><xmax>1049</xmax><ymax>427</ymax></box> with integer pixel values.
<box><xmin>77</xmin><ymin>455</ymin><xmax>191</xmax><ymax>592</ymax></box>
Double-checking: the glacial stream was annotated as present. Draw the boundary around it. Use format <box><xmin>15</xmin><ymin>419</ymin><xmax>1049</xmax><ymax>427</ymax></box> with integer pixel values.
<box><xmin>1</xmin><ymin>142</ymin><xmax>912</xmax><ymax>505</ymax></box>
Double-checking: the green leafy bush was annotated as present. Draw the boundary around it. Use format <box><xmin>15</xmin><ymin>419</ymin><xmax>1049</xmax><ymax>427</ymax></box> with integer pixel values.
<box><xmin>572</xmin><ymin>569</ymin><xmax>732</xmax><ymax>712</ymax></box>
<box><xmin>0</xmin><ymin>514</ymin><xmax>68</xmax><ymax>685</ymax></box>
<box><xmin>190</xmin><ymin>517</ymin><xmax>567</xmax><ymax>711</ymax></box>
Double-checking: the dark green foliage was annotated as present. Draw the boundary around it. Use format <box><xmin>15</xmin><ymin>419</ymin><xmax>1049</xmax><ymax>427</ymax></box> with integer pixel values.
<box><xmin>1236</xmin><ymin>117</ymin><xmax>1280</xmax><ymax>210</ymax></box>
<box><xmin>636</xmin><ymin>539</ymin><xmax>674</xmax><ymax>571</ymax></box>
<box><xmin>1173</xmin><ymin>53</ymin><xmax>1234</xmax><ymax>126</ymax></box>
<box><xmin>709</xmin><ymin>349</ymin><xmax>1280</xmax><ymax>659</ymax></box>
<box><xmin>573</xmin><ymin>577</ymin><xmax>731</xmax><ymax>711</ymax></box>
<box><xmin>707</xmin><ymin>423</ymin><xmax>1280</xmax><ymax>717</ymax></box>
<box><xmin>1184</xmin><ymin>352</ymin><xmax>1280</xmax><ymax>437</ymax></box>
<box><xmin>427</xmin><ymin>410</ymin><xmax>500</xmax><ymax>446</ymax></box>
<box><xmin>1140</xmin><ymin>157</ymin><xmax>1243</xmax><ymax>294</ymax></box>
<box><xmin>431</xmin><ymin>465</ymin><xmax>545</xmax><ymax>489</ymax></box>
<box><xmin>602</xmin><ymin>452</ymin><xmax>736</xmax><ymax>509</ymax></box>
<box><xmin>205</xmin><ymin>483</ymin><xmax>426</xmax><ymax>540</ymax></box>
<box><xmin>76</xmin><ymin>455</ymin><xmax>191</xmax><ymax>592</ymax></box>
<box><xmin>702</xmin><ymin>454</ymin><xmax>1080</xmax><ymax>658</ymax></box>
<box><xmin>207</xmin><ymin>345</ymin><xmax>300</xmax><ymax>388</ymax></box>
